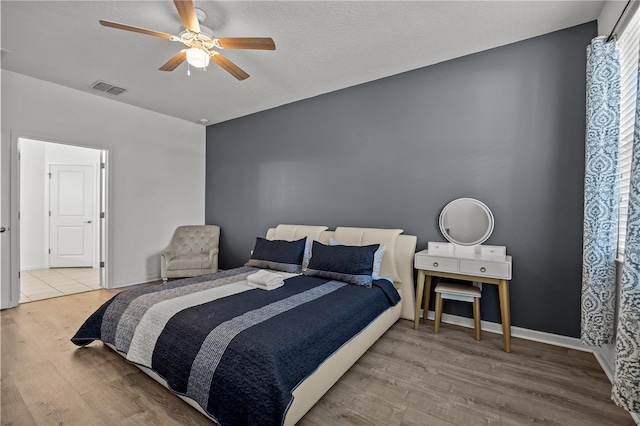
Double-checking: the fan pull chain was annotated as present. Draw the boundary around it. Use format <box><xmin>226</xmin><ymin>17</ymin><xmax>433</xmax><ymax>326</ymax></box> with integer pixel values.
<box><xmin>187</xmin><ymin>62</ymin><xmax>191</xmax><ymax>77</ymax></box>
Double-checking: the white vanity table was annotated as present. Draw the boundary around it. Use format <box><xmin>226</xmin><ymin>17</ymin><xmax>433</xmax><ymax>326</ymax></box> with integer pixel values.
<box><xmin>413</xmin><ymin>198</ymin><xmax>513</xmax><ymax>353</ymax></box>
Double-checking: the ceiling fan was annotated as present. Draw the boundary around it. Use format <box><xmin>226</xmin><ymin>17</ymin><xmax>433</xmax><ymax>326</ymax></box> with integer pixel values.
<box><xmin>99</xmin><ymin>0</ymin><xmax>275</xmax><ymax>81</ymax></box>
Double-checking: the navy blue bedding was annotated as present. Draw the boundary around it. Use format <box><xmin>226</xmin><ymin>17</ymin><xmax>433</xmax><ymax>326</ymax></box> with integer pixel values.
<box><xmin>71</xmin><ymin>266</ymin><xmax>400</xmax><ymax>425</ymax></box>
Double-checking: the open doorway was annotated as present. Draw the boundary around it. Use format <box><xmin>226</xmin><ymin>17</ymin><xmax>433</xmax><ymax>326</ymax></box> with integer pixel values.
<box><xmin>19</xmin><ymin>138</ymin><xmax>107</xmax><ymax>302</ymax></box>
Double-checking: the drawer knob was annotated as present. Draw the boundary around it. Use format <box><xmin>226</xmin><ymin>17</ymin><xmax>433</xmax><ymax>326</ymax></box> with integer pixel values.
<box><xmin>480</xmin><ymin>267</ymin><xmax>487</xmax><ymax>273</ymax></box>
<box><xmin>433</xmin><ymin>262</ymin><xmax>439</xmax><ymax>267</ymax></box>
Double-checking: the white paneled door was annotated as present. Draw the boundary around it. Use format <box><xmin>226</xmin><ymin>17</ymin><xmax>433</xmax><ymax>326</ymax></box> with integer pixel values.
<box><xmin>49</xmin><ymin>164</ymin><xmax>94</xmax><ymax>267</ymax></box>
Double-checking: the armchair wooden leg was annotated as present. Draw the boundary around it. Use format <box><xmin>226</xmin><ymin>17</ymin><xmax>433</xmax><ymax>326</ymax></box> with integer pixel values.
<box><xmin>434</xmin><ymin>293</ymin><xmax>443</xmax><ymax>332</ymax></box>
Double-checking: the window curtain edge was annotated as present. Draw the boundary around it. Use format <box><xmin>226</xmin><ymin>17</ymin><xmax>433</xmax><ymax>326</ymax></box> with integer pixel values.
<box><xmin>581</xmin><ymin>35</ymin><xmax>621</xmax><ymax>347</ymax></box>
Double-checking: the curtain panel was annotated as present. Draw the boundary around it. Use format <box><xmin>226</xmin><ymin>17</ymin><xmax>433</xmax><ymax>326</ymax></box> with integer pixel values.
<box><xmin>613</xmin><ymin>56</ymin><xmax>640</xmax><ymax>413</ymax></box>
<box><xmin>581</xmin><ymin>36</ymin><xmax>621</xmax><ymax>347</ymax></box>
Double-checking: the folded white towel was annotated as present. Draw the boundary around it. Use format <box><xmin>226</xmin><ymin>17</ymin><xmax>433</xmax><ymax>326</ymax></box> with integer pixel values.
<box><xmin>248</xmin><ymin>270</ymin><xmax>284</xmax><ymax>287</ymax></box>
<box><xmin>248</xmin><ymin>281</ymin><xmax>284</xmax><ymax>291</ymax></box>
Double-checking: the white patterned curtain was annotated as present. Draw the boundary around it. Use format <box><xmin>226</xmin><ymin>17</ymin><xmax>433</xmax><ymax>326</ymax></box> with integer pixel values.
<box><xmin>612</xmin><ymin>53</ymin><xmax>640</xmax><ymax>413</ymax></box>
<box><xmin>581</xmin><ymin>36</ymin><xmax>621</xmax><ymax>347</ymax></box>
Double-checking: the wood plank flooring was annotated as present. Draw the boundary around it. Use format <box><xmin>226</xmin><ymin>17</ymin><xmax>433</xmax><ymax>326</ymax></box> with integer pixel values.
<box><xmin>0</xmin><ymin>289</ymin><xmax>634</xmax><ymax>425</ymax></box>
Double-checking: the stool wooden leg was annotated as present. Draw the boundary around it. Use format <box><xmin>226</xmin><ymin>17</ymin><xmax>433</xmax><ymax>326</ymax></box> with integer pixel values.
<box><xmin>413</xmin><ymin>270</ymin><xmax>425</xmax><ymax>330</ymax></box>
<box><xmin>434</xmin><ymin>293</ymin><xmax>443</xmax><ymax>332</ymax></box>
<box><xmin>473</xmin><ymin>297</ymin><xmax>481</xmax><ymax>341</ymax></box>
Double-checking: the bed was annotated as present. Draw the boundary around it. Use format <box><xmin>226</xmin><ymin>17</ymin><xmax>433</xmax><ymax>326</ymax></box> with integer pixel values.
<box><xmin>72</xmin><ymin>225</ymin><xmax>417</xmax><ymax>425</ymax></box>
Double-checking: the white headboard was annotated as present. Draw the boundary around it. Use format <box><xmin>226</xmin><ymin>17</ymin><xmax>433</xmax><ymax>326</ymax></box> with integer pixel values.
<box><xmin>266</xmin><ymin>224</ymin><xmax>417</xmax><ymax>321</ymax></box>
<box><xmin>266</xmin><ymin>224</ymin><xmax>329</xmax><ymax>244</ymax></box>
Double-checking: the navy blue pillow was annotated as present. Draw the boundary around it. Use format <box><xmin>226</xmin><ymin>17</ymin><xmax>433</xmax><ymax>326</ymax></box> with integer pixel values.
<box><xmin>304</xmin><ymin>241</ymin><xmax>380</xmax><ymax>287</ymax></box>
<box><xmin>246</xmin><ymin>237</ymin><xmax>306</xmax><ymax>273</ymax></box>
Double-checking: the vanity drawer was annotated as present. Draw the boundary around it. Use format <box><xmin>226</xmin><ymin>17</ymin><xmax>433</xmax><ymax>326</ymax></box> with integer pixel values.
<box><xmin>459</xmin><ymin>259</ymin><xmax>510</xmax><ymax>279</ymax></box>
<box><xmin>415</xmin><ymin>255</ymin><xmax>458</xmax><ymax>273</ymax></box>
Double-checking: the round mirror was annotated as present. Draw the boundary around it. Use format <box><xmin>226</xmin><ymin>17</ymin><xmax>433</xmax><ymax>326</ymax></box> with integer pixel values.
<box><xmin>439</xmin><ymin>198</ymin><xmax>494</xmax><ymax>246</ymax></box>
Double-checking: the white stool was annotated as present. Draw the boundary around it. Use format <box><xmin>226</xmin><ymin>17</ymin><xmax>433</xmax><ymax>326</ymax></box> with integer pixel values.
<box><xmin>434</xmin><ymin>282</ymin><xmax>482</xmax><ymax>341</ymax></box>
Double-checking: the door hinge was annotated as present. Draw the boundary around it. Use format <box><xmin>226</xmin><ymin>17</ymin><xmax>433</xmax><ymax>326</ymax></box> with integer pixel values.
<box><xmin>18</xmin><ymin>211</ymin><xmax>20</xmax><ymax>220</ymax></box>
<box><xmin>18</xmin><ymin>271</ymin><xmax>21</xmax><ymax>279</ymax></box>
<box><xmin>48</xmin><ymin>173</ymin><xmax>52</xmax><ymax>179</ymax></box>
<box><xmin>49</xmin><ymin>211</ymin><xmax>51</xmax><ymax>217</ymax></box>
<box><xmin>18</xmin><ymin>152</ymin><xmax>21</xmax><ymax>161</ymax></box>
<box><xmin>100</xmin><ymin>261</ymin><xmax>105</xmax><ymax>268</ymax></box>
<box><xmin>48</xmin><ymin>248</ymin><xmax>51</xmax><ymax>254</ymax></box>
<box><xmin>101</xmin><ymin>162</ymin><xmax>105</xmax><ymax>169</ymax></box>
<box><xmin>100</xmin><ymin>212</ymin><xmax>105</xmax><ymax>219</ymax></box>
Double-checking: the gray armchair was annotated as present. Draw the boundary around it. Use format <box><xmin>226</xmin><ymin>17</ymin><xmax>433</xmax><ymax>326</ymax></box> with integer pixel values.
<box><xmin>161</xmin><ymin>225</ymin><xmax>220</xmax><ymax>281</ymax></box>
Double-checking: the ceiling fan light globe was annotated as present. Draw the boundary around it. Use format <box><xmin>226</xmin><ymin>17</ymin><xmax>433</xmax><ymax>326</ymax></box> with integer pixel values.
<box><xmin>186</xmin><ymin>48</ymin><xmax>210</xmax><ymax>68</ymax></box>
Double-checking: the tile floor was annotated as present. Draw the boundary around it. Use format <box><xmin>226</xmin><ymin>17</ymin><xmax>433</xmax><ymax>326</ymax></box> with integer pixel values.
<box><xmin>20</xmin><ymin>268</ymin><xmax>101</xmax><ymax>303</ymax></box>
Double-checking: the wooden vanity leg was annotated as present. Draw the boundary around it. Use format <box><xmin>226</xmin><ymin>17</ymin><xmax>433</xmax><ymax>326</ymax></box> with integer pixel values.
<box><xmin>423</xmin><ymin>274</ymin><xmax>432</xmax><ymax>323</ymax></box>
<box><xmin>414</xmin><ymin>270</ymin><xmax>425</xmax><ymax>329</ymax></box>
<box><xmin>498</xmin><ymin>279</ymin><xmax>512</xmax><ymax>353</ymax></box>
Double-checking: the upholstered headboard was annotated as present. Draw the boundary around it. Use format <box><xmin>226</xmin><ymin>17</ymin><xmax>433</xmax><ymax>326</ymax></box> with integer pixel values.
<box><xmin>266</xmin><ymin>224</ymin><xmax>329</xmax><ymax>244</ymax></box>
<box><xmin>266</xmin><ymin>224</ymin><xmax>417</xmax><ymax>321</ymax></box>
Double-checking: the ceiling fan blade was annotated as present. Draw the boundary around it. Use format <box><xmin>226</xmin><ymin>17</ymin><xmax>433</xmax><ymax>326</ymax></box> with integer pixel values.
<box><xmin>99</xmin><ymin>20</ymin><xmax>176</xmax><ymax>40</ymax></box>
<box><xmin>173</xmin><ymin>0</ymin><xmax>201</xmax><ymax>33</ymax></box>
<box><xmin>159</xmin><ymin>50</ymin><xmax>187</xmax><ymax>71</ymax></box>
<box><xmin>217</xmin><ymin>38</ymin><xmax>276</xmax><ymax>50</ymax></box>
<box><xmin>211</xmin><ymin>53</ymin><xmax>249</xmax><ymax>80</ymax></box>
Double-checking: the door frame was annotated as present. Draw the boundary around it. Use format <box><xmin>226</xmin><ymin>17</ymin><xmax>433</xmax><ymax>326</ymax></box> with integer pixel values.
<box><xmin>5</xmin><ymin>131</ymin><xmax>110</xmax><ymax>309</ymax></box>
<box><xmin>0</xmin><ymin>133</ymin><xmax>11</xmax><ymax>309</ymax></box>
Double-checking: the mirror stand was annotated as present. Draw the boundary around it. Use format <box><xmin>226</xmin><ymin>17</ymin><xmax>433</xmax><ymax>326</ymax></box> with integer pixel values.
<box><xmin>429</xmin><ymin>197</ymin><xmax>506</xmax><ymax>258</ymax></box>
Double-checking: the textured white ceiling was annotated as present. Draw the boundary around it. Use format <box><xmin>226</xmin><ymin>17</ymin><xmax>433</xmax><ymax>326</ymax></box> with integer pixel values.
<box><xmin>1</xmin><ymin>1</ymin><xmax>604</xmax><ymax>125</ymax></box>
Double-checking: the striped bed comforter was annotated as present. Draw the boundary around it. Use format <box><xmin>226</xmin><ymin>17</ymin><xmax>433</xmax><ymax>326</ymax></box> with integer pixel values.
<box><xmin>72</xmin><ymin>266</ymin><xmax>400</xmax><ymax>425</ymax></box>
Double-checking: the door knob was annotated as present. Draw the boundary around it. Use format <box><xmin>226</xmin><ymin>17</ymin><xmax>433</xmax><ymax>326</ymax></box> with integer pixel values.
<box><xmin>0</xmin><ymin>227</ymin><xmax>5</xmax><ymax>233</ymax></box>
<box><xmin>83</xmin><ymin>221</ymin><xmax>92</xmax><ymax>224</ymax></box>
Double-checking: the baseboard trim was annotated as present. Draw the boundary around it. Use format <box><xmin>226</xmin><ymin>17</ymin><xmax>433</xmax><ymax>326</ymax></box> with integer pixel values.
<box><xmin>19</xmin><ymin>265</ymin><xmax>46</xmax><ymax>272</ymax></box>
<box><xmin>592</xmin><ymin>345</ymin><xmax>615</xmax><ymax>383</ymax></box>
<box><xmin>421</xmin><ymin>309</ymin><xmax>589</xmax><ymax>352</ymax></box>
<box><xmin>109</xmin><ymin>276</ymin><xmax>161</xmax><ymax>289</ymax></box>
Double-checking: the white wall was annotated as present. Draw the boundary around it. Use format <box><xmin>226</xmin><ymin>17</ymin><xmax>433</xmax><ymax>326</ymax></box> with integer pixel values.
<box><xmin>1</xmin><ymin>70</ymin><xmax>205</xmax><ymax>308</ymax></box>
<box><xmin>598</xmin><ymin>1</ymin><xmax>637</xmax><ymax>36</ymax></box>
<box><xmin>19</xmin><ymin>138</ymin><xmax>102</xmax><ymax>271</ymax></box>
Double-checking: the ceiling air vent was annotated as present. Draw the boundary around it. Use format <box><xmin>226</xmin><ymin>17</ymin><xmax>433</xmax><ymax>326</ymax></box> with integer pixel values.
<box><xmin>90</xmin><ymin>80</ymin><xmax>127</xmax><ymax>96</ymax></box>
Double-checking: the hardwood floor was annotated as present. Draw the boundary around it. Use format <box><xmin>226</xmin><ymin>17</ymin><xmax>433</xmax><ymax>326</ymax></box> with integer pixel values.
<box><xmin>0</xmin><ymin>289</ymin><xmax>633</xmax><ymax>425</ymax></box>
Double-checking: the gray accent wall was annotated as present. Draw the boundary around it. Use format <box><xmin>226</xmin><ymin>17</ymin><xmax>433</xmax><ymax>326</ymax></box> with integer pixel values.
<box><xmin>206</xmin><ymin>22</ymin><xmax>596</xmax><ymax>337</ymax></box>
